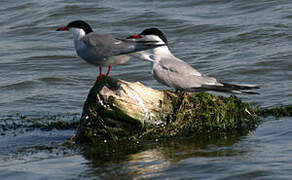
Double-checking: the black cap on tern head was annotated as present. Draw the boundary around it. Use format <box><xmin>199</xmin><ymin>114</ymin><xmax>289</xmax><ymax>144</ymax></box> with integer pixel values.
<box><xmin>67</xmin><ymin>20</ymin><xmax>93</xmax><ymax>34</ymax></box>
<box><xmin>140</xmin><ymin>28</ymin><xmax>168</xmax><ymax>44</ymax></box>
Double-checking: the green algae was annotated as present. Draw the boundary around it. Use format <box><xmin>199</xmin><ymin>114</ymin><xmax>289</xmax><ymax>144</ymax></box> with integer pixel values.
<box><xmin>0</xmin><ymin>113</ymin><xmax>79</xmax><ymax>136</ymax></box>
<box><xmin>255</xmin><ymin>105</ymin><xmax>292</xmax><ymax>118</ymax></box>
<box><xmin>140</xmin><ymin>92</ymin><xmax>259</xmax><ymax>139</ymax></box>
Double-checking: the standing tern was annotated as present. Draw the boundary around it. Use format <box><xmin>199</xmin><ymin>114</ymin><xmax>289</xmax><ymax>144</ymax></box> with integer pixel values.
<box><xmin>56</xmin><ymin>20</ymin><xmax>165</xmax><ymax>81</ymax></box>
<box><xmin>127</xmin><ymin>28</ymin><xmax>261</xmax><ymax>94</ymax></box>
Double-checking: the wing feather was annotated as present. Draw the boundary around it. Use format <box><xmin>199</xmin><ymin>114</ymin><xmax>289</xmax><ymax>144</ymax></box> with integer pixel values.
<box><xmin>83</xmin><ymin>32</ymin><xmax>165</xmax><ymax>58</ymax></box>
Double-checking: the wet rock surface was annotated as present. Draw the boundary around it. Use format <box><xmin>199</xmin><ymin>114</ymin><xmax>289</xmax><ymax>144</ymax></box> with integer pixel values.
<box><xmin>76</xmin><ymin>77</ymin><xmax>260</xmax><ymax>143</ymax></box>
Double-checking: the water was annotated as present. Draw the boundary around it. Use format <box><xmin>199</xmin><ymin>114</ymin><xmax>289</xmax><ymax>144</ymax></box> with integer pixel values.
<box><xmin>0</xmin><ymin>0</ymin><xmax>292</xmax><ymax>179</ymax></box>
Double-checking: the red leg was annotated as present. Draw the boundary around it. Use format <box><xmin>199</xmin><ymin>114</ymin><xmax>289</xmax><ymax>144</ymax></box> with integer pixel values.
<box><xmin>96</xmin><ymin>66</ymin><xmax>104</xmax><ymax>82</ymax></box>
<box><xmin>99</xmin><ymin>66</ymin><xmax>103</xmax><ymax>77</ymax></box>
<box><xmin>105</xmin><ymin>66</ymin><xmax>112</xmax><ymax>77</ymax></box>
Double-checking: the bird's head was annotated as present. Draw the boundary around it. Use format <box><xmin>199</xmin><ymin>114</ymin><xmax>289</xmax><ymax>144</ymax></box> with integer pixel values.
<box><xmin>56</xmin><ymin>20</ymin><xmax>93</xmax><ymax>34</ymax></box>
<box><xmin>127</xmin><ymin>28</ymin><xmax>168</xmax><ymax>45</ymax></box>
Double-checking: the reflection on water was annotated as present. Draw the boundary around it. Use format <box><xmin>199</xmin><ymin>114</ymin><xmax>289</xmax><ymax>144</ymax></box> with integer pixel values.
<box><xmin>80</xmin><ymin>134</ymin><xmax>241</xmax><ymax>179</ymax></box>
<box><xmin>1</xmin><ymin>117</ymin><xmax>292</xmax><ymax>179</ymax></box>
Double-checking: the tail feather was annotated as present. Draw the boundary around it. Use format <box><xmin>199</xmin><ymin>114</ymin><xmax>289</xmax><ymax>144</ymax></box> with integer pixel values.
<box><xmin>196</xmin><ymin>82</ymin><xmax>262</xmax><ymax>94</ymax></box>
<box><xmin>220</xmin><ymin>82</ymin><xmax>262</xmax><ymax>91</ymax></box>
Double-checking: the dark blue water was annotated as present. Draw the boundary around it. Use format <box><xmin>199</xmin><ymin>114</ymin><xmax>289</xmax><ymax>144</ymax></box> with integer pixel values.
<box><xmin>0</xmin><ymin>0</ymin><xmax>292</xmax><ymax>179</ymax></box>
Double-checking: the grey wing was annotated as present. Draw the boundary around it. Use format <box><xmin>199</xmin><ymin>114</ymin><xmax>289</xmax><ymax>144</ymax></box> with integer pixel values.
<box><xmin>158</xmin><ymin>56</ymin><xmax>202</xmax><ymax>77</ymax></box>
<box><xmin>153</xmin><ymin>57</ymin><xmax>222</xmax><ymax>89</ymax></box>
<box><xmin>83</xmin><ymin>33</ymin><xmax>164</xmax><ymax>57</ymax></box>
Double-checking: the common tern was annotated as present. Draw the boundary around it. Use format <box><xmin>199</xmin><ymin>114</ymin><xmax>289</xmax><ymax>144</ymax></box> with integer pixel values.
<box><xmin>127</xmin><ymin>28</ymin><xmax>261</xmax><ymax>94</ymax></box>
<box><xmin>56</xmin><ymin>20</ymin><xmax>165</xmax><ymax>81</ymax></box>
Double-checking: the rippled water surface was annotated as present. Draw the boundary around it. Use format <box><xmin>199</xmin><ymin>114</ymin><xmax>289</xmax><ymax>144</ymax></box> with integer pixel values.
<box><xmin>1</xmin><ymin>0</ymin><xmax>292</xmax><ymax>179</ymax></box>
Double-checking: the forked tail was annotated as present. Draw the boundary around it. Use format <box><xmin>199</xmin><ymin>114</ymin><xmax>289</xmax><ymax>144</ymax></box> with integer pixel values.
<box><xmin>199</xmin><ymin>82</ymin><xmax>263</xmax><ymax>94</ymax></box>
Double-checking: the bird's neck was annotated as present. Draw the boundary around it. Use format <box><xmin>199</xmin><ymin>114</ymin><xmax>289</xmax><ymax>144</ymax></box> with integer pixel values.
<box><xmin>153</xmin><ymin>45</ymin><xmax>173</xmax><ymax>58</ymax></box>
<box><xmin>70</xmin><ymin>28</ymin><xmax>87</xmax><ymax>52</ymax></box>
<box><xmin>70</xmin><ymin>28</ymin><xmax>86</xmax><ymax>41</ymax></box>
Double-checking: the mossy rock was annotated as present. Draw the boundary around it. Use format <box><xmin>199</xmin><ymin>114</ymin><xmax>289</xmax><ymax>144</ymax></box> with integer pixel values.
<box><xmin>142</xmin><ymin>92</ymin><xmax>259</xmax><ymax>139</ymax></box>
<box><xmin>76</xmin><ymin>77</ymin><xmax>259</xmax><ymax>143</ymax></box>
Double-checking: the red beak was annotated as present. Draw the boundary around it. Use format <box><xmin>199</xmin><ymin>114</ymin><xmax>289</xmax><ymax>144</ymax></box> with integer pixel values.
<box><xmin>56</xmin><ymin>26</ymin><xmax>69</xmax><ymax>31</ymax></box>
<box><xmin>126</xmin><ymin>34</ymin><xmax>142</xmax><ymax>39</ymax></box>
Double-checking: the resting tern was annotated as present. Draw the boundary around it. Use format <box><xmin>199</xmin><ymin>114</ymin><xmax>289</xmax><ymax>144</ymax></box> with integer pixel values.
<box><xmin>56</xmin><ymin>20</ymin><xmax>165</xmax><ymax>81</ymax></box>
<box><xmin>127</xmin><ymin>28</ymin><xmax>261</xmax><ymax>94</ymax></box>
